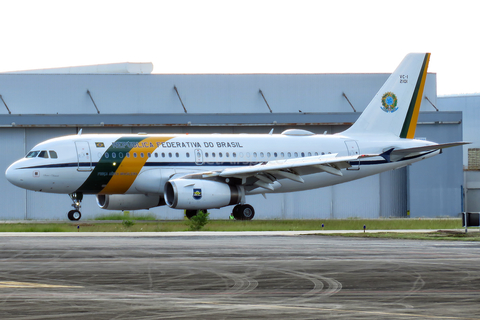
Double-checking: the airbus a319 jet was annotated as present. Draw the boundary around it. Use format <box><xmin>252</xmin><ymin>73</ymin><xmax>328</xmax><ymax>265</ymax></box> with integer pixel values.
<box><xmin>5</xmin><ymin>53</ymin><xmax>467</xmax><ymax>221</ymax></box>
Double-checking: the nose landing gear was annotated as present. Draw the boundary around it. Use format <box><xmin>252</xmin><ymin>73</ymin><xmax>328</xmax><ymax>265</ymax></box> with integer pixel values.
<box><xmin>68</xmin><ymin>192</ymin><xmax>83</xmax><ymax>221</ymax></box>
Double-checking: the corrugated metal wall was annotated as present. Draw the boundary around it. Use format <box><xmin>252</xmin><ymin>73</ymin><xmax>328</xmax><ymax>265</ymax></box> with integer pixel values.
<box><xmin>0</xmin><ymin>128</ymin><xmax>26</xmax><ymax>219</ymax></box>
<box><xmin>438</xmin><ymin>95</ymin><xmax>480</xmax><ymax>213</ymax></box>
<box><xmin>0</xmin><ymin>73</ymin><xmax>437</xmax><ymax>115</ymax></box>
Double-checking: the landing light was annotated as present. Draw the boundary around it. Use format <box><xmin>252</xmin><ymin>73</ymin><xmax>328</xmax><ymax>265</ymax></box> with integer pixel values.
<box><xmin>113</xmin><ymin>162</ymin><xmax>117</xmax><ymax>166</ymax></box>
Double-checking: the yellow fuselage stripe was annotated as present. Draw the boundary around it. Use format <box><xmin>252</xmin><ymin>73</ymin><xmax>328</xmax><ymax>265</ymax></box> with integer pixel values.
<box><xmin>100</xmin><ymin>136</ymin><xmax>173</xmax><ymax>194</ymax></box>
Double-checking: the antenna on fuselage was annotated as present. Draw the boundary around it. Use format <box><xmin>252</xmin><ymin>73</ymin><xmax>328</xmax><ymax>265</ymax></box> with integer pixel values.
<box><xmin>78</xmin><ymin>129</ymin><xmax>83</xmax><ymax>135</ymax></box>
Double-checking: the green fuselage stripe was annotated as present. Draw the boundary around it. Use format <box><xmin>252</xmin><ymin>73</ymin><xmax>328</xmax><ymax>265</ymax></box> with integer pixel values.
<box><xmin>76</xmin><ymin>137</ymin><xmax>144</xmax><ymax>194</ymax></box>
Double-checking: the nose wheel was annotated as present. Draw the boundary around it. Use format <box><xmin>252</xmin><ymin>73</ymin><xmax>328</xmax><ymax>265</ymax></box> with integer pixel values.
<box><xmin>68</xmin><ymin>193</ymin><xmax>83</xmax><ymax>221</ymax></box>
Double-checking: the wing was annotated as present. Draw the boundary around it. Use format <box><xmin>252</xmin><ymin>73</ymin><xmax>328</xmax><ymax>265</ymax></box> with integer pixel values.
<box><xmin>200</xmin><ymin>153</ymin><xmax>376</xmax><ymax>191</ymax></box>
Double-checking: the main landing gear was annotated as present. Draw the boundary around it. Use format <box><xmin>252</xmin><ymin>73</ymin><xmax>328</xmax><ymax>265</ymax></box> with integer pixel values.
<box><xmin>184</xmin><ymin>204</ymin><xmax>255</xmax><ymax>221</ymax></box>
<box><xmin>232</xmin><ymin>204</ymin><xmax>255</xmax><ymax>220</ymax></box>
<box><xmin>68</xmin><ymin>192</ymin><xmax>83</xmax><ymax>221</ymax></box>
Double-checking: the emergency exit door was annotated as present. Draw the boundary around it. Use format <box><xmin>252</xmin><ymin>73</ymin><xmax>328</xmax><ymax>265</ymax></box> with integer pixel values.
<box><xmin>345</xmin><ymin>140</ymin><xmax>360</xmax><ymax>170</ymax></box>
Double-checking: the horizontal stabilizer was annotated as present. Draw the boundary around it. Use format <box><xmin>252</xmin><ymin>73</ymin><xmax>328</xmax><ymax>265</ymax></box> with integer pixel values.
<box><xmin>391</xmin><ymin>141</ymin><xmax>470</xmax><ymax>157</ymax></box>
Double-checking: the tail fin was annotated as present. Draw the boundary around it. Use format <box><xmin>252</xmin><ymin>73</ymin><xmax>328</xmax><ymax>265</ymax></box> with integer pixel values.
<box><xmin>342</xmin><ymin>53</ymin><xmax>430</xmax><ymax>139</ymax></box>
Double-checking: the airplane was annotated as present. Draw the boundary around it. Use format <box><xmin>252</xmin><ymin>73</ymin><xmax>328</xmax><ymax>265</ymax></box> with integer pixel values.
<box><xmin>5</xmin><ymin>53</ymin><xmax>468</xmax><ymax>221</ymax></box>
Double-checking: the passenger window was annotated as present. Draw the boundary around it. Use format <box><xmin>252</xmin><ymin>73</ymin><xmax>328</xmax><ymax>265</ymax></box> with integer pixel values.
<box><xmin>205</xmin><ymin>152</ymin><xmax>209</xmax><ymax>157</ymax></box>
<box><xmin>287</xmin><ymin>152</ymin><xmax>291</xmax><ymax>158</ymax></box>
<box><xmin>168</xmin><ymin>153</ymin><xmax>172</xmax><ymax>158</ymax></box>
<box><xmin>148</xmin><ymin>153</ymin><xmax>151</xmax><ymax>158</ymax></box>
<box><xmin>253</xmin><ymin>152</ymin><xmax>257</xmax><ymax>158</ymax></box>
<box><xmin>212</xmin><ymin>152</ymin><xmax>216</xmax><ymax>157</ymax></box>
<box><xmin>308</xmin><ymin>152</ymin><xmax>312</xmax><ymax>156</ymax></box>
<box><xmin>38</xmin><ymin>150</ymin><xmax>49</xmax><ymax>158</ymax></box>
<box><xmin>226</xmin><ymin>152</ymin><xmax>229</xmax><ymax>157</ymax></box>
<box><xmin>162</xmin><ymin>153</ymin><xmax>165</xmax><ymax>158</ymax></box>
<box><xmin>175</xmin><ymin>152</ymin><xmax>179</xmax><ymax>158</ymax></box>
<box><xmin>233</xmin><ymin>152</ymin><xmax>236</xmax><ymax>158</ymax></box>
<box><xmin>274</xmin><ymin>152</ymin><xmax>277</xmax><ymax>157</ymax></box>
<box><xmin>105</xmin><ymin>152</ymin><xmax>110</xmax><ymax>159</ymax></box>
<box><xmin>126</xmin><ymin>153</ymin><xmax>130</xmax><ymax>158</ymax></box>
<box><xmin>301</xmin><ymin>152</ymin><xmax>305</xmax><ymax>157</ymax></box>
<box><xmin>133</xmin><ymin>153</ymin><xmax>137</xmax><ymax>158</ymax></box>
<box><xmin>186</xmin><ymin>152</ymin><xmax>190</xmax><ymax>158</ymax></box>
<box><xmin>267</xmin><ymin>152</ymin><xmax>271</xmax><ymax>158</ymax></box>
<box><xmin>155</xmin><ymin>153</ymin><xmax>158</xmax><ymax>158</ymax></box>
<box><xmin>49</xmin><ymin>151</ymin><xmax>58</xmax><ymax>159</ymax></box>
<box><xmin>140</xmin><ymin>153</ymin><xmax>144</xmax><ymax>158</ymax></box>
<box><xmin>219</xmin><ymin>152</ymin><xmax>223</xmax><ymax>158</ymax></box>
<box><xmin>294</xmin><ymin>152</ymin><xmax>298</xmax><ymax>157</ymax></box>
<box><xmin>260</xmin><ymin>152</ymin><xmax>264</xmax><ymax>158</ymax></box>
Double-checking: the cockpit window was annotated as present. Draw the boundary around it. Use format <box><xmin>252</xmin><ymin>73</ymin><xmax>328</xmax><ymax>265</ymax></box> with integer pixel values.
<box><xmin>38</xmin><ymin>150</ymin><xmax>49</xmax><ymax>158</ymax></box>
<box><xmin>26</xmin><ymin>151</ymin><xmax>40</xmax><ymax>158</ymax></box>
<box><xmin>49</xmin><ymin>151</ymin><xmax>58</xmax><ymax>159</ymax></box>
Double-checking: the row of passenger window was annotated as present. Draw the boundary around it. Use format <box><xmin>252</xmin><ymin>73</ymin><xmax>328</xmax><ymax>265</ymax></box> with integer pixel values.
<box><xmin>103</xmin><ymin>151</ymin><xmax>330</xmax><ymax>159</ymax></box>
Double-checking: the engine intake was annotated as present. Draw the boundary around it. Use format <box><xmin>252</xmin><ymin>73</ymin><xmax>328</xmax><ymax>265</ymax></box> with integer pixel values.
<box><xmin>165</xmin><ymin>179</ymin><xmax>242</xmax><ymax>209</ymax></box>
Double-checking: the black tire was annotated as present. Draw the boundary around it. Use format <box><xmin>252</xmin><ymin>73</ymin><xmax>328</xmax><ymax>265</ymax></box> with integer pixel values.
<box><xmin>185</xmin><ymin>210</ymin><xmax>197</xmax><ymax>219</ymax></box>
<box><xmin>233</xmin><ymin>204</ymin><xmax>255</xmax><ymax>220</ymax></box>
<box><xmin>68</xmin><ymin>210</ymin><xmax>81</xmax><ymax>221</ymax></box>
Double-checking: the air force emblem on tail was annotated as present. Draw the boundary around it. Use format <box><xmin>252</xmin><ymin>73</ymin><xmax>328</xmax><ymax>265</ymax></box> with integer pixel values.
<box><xmin>193</xmin><ymin>188</ymin><xmax>202</xmax><ymax>200</ymax></box>
<box><xmin>380</xmin><ymin>92</ymin><xmax>398</xmax><ymax>113</ymax></box>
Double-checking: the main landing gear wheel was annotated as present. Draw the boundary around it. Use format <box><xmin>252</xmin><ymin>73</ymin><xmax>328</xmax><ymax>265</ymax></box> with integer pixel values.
<box><xmin>68</xmin><ymin>192</ymin><xmax>83</xmax><ymax>221</ymax></box>
<box><xmin>232</xmin><ymin>204</ymin><xmax>255</xmax><ymax>220</ymax></box>
<box><xmin>68</xmin><ymin>210</ymin><xmax>81</xmax><ymax>221</ymax></box>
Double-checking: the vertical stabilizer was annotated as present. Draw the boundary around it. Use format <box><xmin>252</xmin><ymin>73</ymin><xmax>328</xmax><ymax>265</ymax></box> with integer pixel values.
<box><xmin>342</xmin><ymin>53</ymin><xmax>430</xmax><ymax>139</ymax></box>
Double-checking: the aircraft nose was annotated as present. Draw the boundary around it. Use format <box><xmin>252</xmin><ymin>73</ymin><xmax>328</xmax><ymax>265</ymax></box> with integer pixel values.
<box><xmin>5</xmin><ymin>161</ymin><xmax>24</xmax><ymax>188</ymax></box>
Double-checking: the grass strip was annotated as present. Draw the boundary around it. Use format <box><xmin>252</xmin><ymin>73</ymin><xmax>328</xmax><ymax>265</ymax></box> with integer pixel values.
<box><xmin>0</xmin><ymin>218</ymin><xmax>465</xmax><ymax>233</ymax></box>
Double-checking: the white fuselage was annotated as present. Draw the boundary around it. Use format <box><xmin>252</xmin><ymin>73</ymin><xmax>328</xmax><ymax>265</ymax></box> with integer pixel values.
<box><xmin>5</xmin><ymin>132</ymin><xmax>438</xmax><ymax>196</ymax></box>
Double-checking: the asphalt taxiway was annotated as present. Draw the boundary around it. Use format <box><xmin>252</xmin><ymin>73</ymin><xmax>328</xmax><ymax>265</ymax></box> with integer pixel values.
<box><xmin>0</xmin><ymin>232</ymin><xmax>479</xmax><ymax>319</ymax></box>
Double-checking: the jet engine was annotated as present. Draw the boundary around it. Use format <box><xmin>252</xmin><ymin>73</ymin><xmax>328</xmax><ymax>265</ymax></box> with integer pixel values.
<box><xmin>164</xmin><ymin>179</ymin><xmax>242</xmax><ymax>209</ymax></box>
<box><xmin>96</xmin><ymin>194</ymin><xmax>165</xmax><ymax>210</ymax></box>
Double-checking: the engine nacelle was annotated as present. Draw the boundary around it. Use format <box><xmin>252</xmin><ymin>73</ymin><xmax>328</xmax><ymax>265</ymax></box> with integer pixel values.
<box><xmin>96</xmin><ymin>194</ymin><xmax>165</xmax><ymax>210</ymax></box>
<box><xmin>164</xmin><ymin>179</ymin><xmax>242</xmax><ymax>209</ymax></box>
